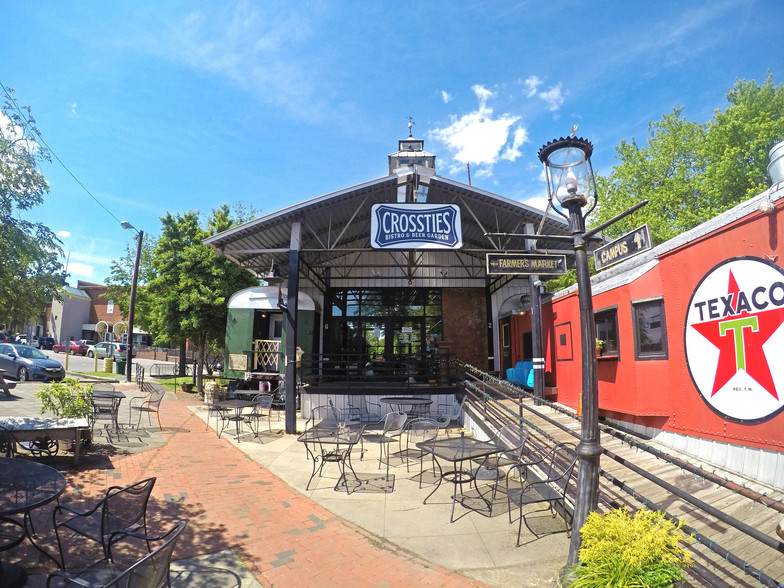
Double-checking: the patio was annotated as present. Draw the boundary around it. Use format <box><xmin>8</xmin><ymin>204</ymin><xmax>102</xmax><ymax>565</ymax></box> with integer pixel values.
<box><xmin>3</xmin><ymin>381</ymin><xmax>570</xmax><ymax>587</ymax></box>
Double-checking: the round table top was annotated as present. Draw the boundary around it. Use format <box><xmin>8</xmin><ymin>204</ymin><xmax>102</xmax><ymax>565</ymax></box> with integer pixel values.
<box><xmin>0</xmin><ymin>458</ymin><xmax>66</xmax><ymax>517</ymax></box>
<box><xmin>379</xmin><ymin>397</ymin><xmax>433</xmax><ymax>405</ymax></box>
<box><xmin>92</xmin><ymin>389</ymin><xmax>126</xmax><ymax>399</ymax></box>
<box><xmin>212</xmin><ymin>399</ymin><xmax>256</xmax><ymax>409</ymax></box>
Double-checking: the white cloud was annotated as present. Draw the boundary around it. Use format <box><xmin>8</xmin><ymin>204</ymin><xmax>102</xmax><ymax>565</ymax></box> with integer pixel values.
<box><xmin>70</xmin><ymin>103</ymin><xmax>78</xmax><ymax>116</ymax></box>
<box><xmin>429</xmin><ymin>85</ymin><xmax>527</xmax><ymax>178</ymax></box>
<box><xmin>523</xmin><ymin>76</ymin><xmax>565</xmax><ymax>112</ymax></box>
<box><xmin>65</xmin><ymin>262</ymin><xmax>94</xmax><ymax>279</ymax></box>
<box><xmin>441</xmin><ymin>90</ymin><xmax>452</xmax><ymax>103</ymax></box>
<box><xmin>58</xmin><ymin>230</ymin><xmax>71</xmax><ymax>238</ymax></box>
<box><xmin>524</xmin><ymin>75</ymin><xmax>542</xmax><ymax>97</ymax></box>
<box><xmin>151</xmin><ymin>6</ymin><xmax>336</xmax><ymax>123</ymax></box>
<box><xmin>538</xmin><ymin>82</ymin><xmax>564</xmax><ymax>112</ymax></box>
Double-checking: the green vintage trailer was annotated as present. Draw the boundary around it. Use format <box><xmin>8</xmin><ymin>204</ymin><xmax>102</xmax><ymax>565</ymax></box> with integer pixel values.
<box><xmin>224</xmin><ymin>286</ymin><xmax>319</xmax><ymax>382</ymax></box>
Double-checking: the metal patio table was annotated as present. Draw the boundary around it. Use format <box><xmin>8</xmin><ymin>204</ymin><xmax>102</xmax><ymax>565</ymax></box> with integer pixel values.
<box><xmin>297</xmin><ymin>426</ymin><xmax>365</xmax><ymax>494</ymax></box>
<box><xmin>92</xmin><ymin>389</ymin><xmax>126</xmax><ymax>432</ymax></box>
<box><xmin>380</xmin><ymin>396</ymin><xmax>433</xmax><ymax>417</ymax></box>
<box><xmin>0</xmin><ymin>457</ymin><xmax>66</xmax><ymax>587</ymax></box>
<box><xmin>417</xmin><ymin>433</ymin><xmax>504</xmax><ymax>522</ymax></box>
<box><xmin>212</xmin><ymin>399</ymin><xmax>255</xmax><ymax>441</ymax></box>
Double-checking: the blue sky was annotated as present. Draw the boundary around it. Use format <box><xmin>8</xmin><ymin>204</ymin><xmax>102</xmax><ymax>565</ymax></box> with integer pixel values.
<box><xmin>4</xmin><ymin>1</ymin><xmax>783</xmax><ymax>285</ymax></box>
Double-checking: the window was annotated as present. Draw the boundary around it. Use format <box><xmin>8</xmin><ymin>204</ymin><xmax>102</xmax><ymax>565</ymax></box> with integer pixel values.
<box><xmin>594</xmin><ymin>307</ymin><xmax>619</xmax><ymax>357</ymax></box>
<box><xmin>107</xmin><ymin>300</ymin><xmax>114</xmax><ymax>314</ymax></box>
<box><xmin>632</xmin><ymin>298</ymin><xmax>668</xmax><ymax>360</ymax></box>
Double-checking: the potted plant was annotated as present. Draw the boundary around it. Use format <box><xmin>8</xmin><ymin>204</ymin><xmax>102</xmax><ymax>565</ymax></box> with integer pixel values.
<box><xmin>563</xmin><ymin>507</ymin><xmax>694</xmax><ymax>588</ymax></box>
<box><xmin>35</xmin><ymin>378</ymin><xmax>94</xmax><ymax>449</ymax></box>
<box><xmin>595</xmin><ymin>339</ymin><xmax>605</xmax><ymax>357</ymax></box>
<box><xmin>35</xmin><ymin>378</ymin><xmax>93</xmax><ymax>419</ymax></box>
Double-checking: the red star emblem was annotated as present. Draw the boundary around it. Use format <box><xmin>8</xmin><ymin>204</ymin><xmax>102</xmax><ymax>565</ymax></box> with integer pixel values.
<box><xmin>691</xmin><ymin>270</ymin><xmax>784</xmax><ymax>400</ymax></box>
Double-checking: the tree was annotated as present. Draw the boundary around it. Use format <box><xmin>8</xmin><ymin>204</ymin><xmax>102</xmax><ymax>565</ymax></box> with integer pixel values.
<box><xmin>701</xmin><ymin>74</ymin><xmax>784</xmax><ymax>205</ymax></box>
<box><xmin>591</xmin><ymin>108</ymin><xmax>707</xmax><ymax>244</ymax></box>
<box><xmin>145</xmin><ymin>205</ymin><xmax>258</xmax><ymax>389</ymax></box>
<box><xmin>0</xmin><ymin>86</ymin><xmax>63</xmax><ymax>327</ymax></box>
<box><xmin>591</xmin><ymin>75</ymin><xmax>784</xmax><ymax>246</ymax></box>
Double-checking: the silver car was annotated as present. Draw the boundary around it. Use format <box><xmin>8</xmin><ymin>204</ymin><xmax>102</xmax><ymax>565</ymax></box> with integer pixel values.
<box><xmin>86</xmin><ymin>342</ymin><xmax>136</xmax><ymax>359</ymax></box>
<box><xmin>0</xmin><ymin>343</ymin><xmax>65</xmax><ymax>381</ymax></box>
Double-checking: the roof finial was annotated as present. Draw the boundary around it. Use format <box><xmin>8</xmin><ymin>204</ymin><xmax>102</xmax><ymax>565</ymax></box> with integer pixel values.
<box><xmin>407</xmin><ymin>115</ymin><xmax>415</xmax><ymax>138</ymax></box>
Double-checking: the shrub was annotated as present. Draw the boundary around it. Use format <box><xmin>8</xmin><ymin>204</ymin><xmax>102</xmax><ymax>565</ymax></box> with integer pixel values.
<box><xmin>566</xmin><ymin>507</ymin><xmax>694</xmax><ymax>588</ymax></box>
<box><xmin>35</xmin><ymin>378</ymin><xmax>93</xmax><ymax>419</ymax></box>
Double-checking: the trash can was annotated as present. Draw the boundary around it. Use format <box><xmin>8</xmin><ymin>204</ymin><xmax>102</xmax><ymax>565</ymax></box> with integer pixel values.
<box><xmin>115</xmin><ymin>359</ymin><xmax>126</xmax><ymax>375</ymax></box>
<box><xmin>103</xmin><ymin>357</ymin><xmax>114</xmax><ymax>373</ymax></box>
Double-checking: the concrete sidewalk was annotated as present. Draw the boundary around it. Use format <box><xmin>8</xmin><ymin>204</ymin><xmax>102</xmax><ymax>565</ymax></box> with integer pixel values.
<box><xmin>3</xmin><ymin>381</ymin><xmax>568</xmax><ymax>587</ymax></box>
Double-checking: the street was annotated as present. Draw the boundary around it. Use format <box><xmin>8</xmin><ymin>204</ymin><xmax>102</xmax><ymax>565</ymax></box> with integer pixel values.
<box><xmin>33</xmin><ymin>350</ymin><xmax>177</xmax><ymax>381</ymax></box>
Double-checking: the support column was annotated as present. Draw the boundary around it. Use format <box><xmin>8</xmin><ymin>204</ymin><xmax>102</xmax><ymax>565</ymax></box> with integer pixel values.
<box><xmin>284</xmin><ymin>222</ymin><xmax>301</xmax><ymax>435</ymax></box>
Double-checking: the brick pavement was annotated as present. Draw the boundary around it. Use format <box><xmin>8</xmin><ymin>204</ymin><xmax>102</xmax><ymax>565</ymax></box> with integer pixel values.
<box><xmin>6</xmin><ymin>384</ymin><xmax>485</xmax><ymax>587</ymax></box>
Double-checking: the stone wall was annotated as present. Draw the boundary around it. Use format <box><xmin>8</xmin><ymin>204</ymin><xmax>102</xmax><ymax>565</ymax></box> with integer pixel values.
<box><xmin>441</xmin><ymin>288</ymin><xmax>488</xmax><ymax>370</ymax></box>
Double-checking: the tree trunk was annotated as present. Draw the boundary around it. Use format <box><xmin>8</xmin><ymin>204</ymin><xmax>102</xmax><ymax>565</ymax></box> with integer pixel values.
<box><xmin>196</xmin><ymin>333</ymin><xmax>206</xmax><ymax>395</ymax></box>
<box><xmin>178</xmin><ymin>342</ymin><xmax>187</xmax><ymax>377</ymax></box>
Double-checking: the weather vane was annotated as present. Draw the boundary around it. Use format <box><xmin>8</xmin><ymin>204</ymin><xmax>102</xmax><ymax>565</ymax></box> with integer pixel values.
<box><xmin>407</xmin><ymin>115</ymin><xmax>415</xmax><ymax>138</ymax></box>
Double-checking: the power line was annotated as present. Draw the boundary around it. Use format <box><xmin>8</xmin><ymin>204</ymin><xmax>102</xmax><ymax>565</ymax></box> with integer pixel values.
<box><xmin>0</xmin><ymin>80</ymin><xmax>124</xmax><ymax>226</ymax></box>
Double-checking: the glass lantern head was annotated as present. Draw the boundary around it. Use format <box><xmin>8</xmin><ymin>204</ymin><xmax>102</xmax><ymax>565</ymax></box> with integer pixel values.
<box><xmin>538</xmin><ymin>136</ymin><xmax>596</xmax><ymax>210</ymax></box>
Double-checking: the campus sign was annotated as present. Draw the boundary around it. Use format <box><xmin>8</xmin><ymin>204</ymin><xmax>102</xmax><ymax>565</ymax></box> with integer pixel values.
<box><xmin>684</xmin><ymin>257</ymin><xmax>784</xmax><ymax>423</ymax></box>
<box><xmin>486</xmin><ymin>253</ymin><xmax>567</xmax><ymax>276</ymax></box>
<box><xmin>370</xmin><ymin>203</ymin><xmax>462</xmax><ymax>249</ymax></box>
<box><xmin>593</xmin><ymin>224</ymin><xmax>652</xmax><ymax>270</ymax></box>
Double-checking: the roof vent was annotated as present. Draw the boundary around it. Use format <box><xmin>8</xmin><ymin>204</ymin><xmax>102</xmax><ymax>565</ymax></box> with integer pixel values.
<box><xmin>769</xmin><ymin>140</ymin><xmax>784</xmax><ymax>185</ymax></box>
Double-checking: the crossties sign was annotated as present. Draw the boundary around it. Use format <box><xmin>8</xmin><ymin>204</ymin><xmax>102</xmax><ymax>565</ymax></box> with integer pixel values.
<box><xmin>684</xmin><ymin>257</ymin><xmax>784</xmax><ymax>423</ymax></box>
<box><xmin>370</xmin><ymin>203</ymin><xmax>462</xmax><ymax>249</ymax></box>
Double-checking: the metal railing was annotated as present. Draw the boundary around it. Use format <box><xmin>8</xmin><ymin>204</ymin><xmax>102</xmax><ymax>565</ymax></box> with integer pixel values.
<box><xmin>135</xmin><ymin>363</ymin><xmax>145</xmax><ymax>390</ymax></box>
<box><xmin>297</xmin><ymin>352</ymin><xmax>457</xmax><ymax>389</ymax></box>
<box><xmin>456</xmin><ymin>361</ymin><xmax>784</xmax><ymax>588</ymax></box>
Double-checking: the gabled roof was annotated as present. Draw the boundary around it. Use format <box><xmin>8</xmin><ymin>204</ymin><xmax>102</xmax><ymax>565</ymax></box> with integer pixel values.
<box><xmin>204</xmin><ymin>167</ymin><xmax>572</xmax><ymax>290</ymax></box>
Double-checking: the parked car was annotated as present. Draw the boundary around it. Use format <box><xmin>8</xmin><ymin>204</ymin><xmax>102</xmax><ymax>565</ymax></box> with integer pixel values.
<box><xmin>38</xmin><ymin>336</ymin><xmax>55</xmax><ymax>350</ymax></box>
<box><xmin>78</xmin><ymin>339</ymin><xmax>96</xmax><ymax>347</ymax></box>
<box><xmin>86</xmin><ymin>342</ymin><xmax>136</xmax><ymax>359</ymax></box>
<box><xmin>0</xmin><ymin>343</ymin><xmax>65</xmax><ymax>381</ymax></box>
<box><xmin>52</xmin><ymin>341</ymin><xmax>88</xmax><ymax>355</ymax></box>
<box><xmin>14</xmin><ymin>334</ymin><xmax>39</xmax><ymax>348</ymax></box>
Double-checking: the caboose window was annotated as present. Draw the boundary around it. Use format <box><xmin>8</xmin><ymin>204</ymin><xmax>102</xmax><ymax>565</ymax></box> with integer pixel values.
<box><xmin>594</xmin><ymin>307</ymin><xmax>619</xmax><ymax>357</ymax></box>
<box><xmin>632</xmin><ymin>297</ymin><xmax>668</xmax><ymax>360</ymax></box>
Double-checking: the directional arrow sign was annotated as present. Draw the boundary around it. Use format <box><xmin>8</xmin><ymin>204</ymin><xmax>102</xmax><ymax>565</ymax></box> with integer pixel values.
<box><xmin>486</xmin><ymin>253</ymin><xmax>567</xmax><ymax>276</ymax></box>
<box><xmin>593</xmin><ymin>224</ymin><xmax>652</xmax><ymax>270</ymax></box>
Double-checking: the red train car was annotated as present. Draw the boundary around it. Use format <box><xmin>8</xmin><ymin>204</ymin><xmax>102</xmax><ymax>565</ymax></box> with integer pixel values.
<box><xmin>508</xmin><ymin>183</ymin><xmax>784</xmax><ymax>488</ymax></box>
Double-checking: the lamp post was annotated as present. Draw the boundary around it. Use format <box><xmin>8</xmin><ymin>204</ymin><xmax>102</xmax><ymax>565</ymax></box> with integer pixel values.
<box><xmin>121</xmin><ymin>221</ymin><xmax>143</xmax><ymax>384</ymax></box>
<box><xmin>538</xmin><ymin>133</ymin><xmax>601</xmax><ymax>565</ymax></box>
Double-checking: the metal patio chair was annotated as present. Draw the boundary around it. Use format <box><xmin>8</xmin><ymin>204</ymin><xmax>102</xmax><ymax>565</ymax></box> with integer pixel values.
<box><xmin>46</xmin><ymin>520</ymin><xmax>186</xmax><ymax>587</ymax></box>
<box><xmin>244</xmin><ymin>393</ymin><xmax>274</xmax><ymax>436</ymax></box>
<box><xmin>434</xmin><ymin>396</ymin><xmax>465</xmax><ymax>436</ymax></box>
<box><xmin>503</xmin><ymin>442</ymin><xmax>577</xmax><ymax>546</ymax></box>
<box><xmin>53</xmin><ymin>477</ymin><xmax>157</xmax><ymax>570</ymax></box>
<box><xmin>401</xmin><ymin>417</ymin><xmax>439</xmax><ymax>487</ymax></box>
<box><xmin>128</xmin><ymin>389</ymin><xmax>164</xmax><ymax>429</ymax></box>
<box><xmin>376</xmin><ymin>411</ymin><xmax>408</xmax><ymax>477</ymax></box>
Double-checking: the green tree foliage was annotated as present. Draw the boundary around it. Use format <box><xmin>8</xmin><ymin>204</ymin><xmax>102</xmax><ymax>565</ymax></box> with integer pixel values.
<box><xmin>702</xmin><ymin>74</ymin><xmax>784</xmax><ymax>204</ymax></box>
<box><xmin>592</xmin><ymin>109</ymin><xmax>707</xmax><ymax>244</ymax></box>
<box><xmin>104</xmin><ymin>232</ymin><xmax>158</xmax><ymax>336</ymax></box>
<box><xmin>0</xmin><ymin>87</ymin><xmax>63</xmax><ymax>326</ymax></box>
<box><xmin>591</xmin><ymin>75</ymin><xmax>784</xmax><ymax>246</ymax></box>
<box><xmin>144</xmin><ymin>205</ymin><xmax>258</xmax><ymax>389</ymax></box>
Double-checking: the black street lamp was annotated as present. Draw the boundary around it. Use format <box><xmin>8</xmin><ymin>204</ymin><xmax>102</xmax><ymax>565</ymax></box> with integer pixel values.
<box><xmin>538</xmin><ymin>133</ymin><xmax>601</xmax><ymax>565</ymax></box>
<box><xmin>121</xmin><ymin>221</ymin><xmax>143</xmax><ymax>384</ymax></box>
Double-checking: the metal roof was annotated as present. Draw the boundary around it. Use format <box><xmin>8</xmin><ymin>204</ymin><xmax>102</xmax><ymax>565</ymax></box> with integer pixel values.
<box><xmin>204</xmin><ymin>167</ymin><xmax>572</xmax><ymax>291</ymax></box>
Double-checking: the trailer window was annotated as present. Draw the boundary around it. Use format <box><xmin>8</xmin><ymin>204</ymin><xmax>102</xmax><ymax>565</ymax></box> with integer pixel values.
<box><xmin>632</xmin><ymin>298</ymin><xmax>668</xmax><ymax>360</ymax></box>
<box><xmin>594</xmin><ymin>308</ymin><xmax>619</xmax><ymax>357</ymax></box>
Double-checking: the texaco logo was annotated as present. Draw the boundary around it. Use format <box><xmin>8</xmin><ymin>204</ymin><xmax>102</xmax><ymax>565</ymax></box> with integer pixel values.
<box><xmin>685</xmin><ymin>257</ymin><xmax>784</xmax><ymax>423</ymax></box>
